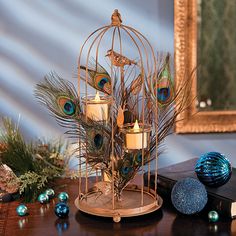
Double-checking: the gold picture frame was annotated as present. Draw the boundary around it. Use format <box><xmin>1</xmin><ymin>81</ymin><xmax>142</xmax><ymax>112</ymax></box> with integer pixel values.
<box><xmin>174</xmin><ymin>0</ymin><xmax>236</xmax><ymax>133</ymax></box>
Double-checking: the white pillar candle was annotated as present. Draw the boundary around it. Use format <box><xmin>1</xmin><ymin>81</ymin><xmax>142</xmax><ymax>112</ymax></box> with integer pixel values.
<box><xmin>86</xmin><ymin>92</ymin><xmax>108</xmax><ymax>121</ymax></box>
<box><xmin>125</xmin><ymin>120</ymin><xmax>147</xmax><ymax>150</ymax></box>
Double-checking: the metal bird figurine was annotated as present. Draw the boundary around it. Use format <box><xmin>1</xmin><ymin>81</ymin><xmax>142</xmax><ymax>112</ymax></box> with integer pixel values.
<box><xmin>111</xmin><ymin>9</ymin><xmax>122</xmax><ymax>26</ymax></box>
<box><xmin>106</xmin><ymin>49</ymin><xmax>137</xmax><ymax>67</ymax></box>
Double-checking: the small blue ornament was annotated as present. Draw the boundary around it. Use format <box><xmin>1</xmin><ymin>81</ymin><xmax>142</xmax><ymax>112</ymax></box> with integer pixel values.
<box><xmin>208</xmin><ymin>210</ymin><xmax>219</xmax><ymax>222</ymax></box>
<box><xmin>38</xmin><ymin>193</ymin><xmax>49</xmax><ymax>204</ymax></box>
<box><xmin>58</xmin><ymin>192</ymin><xmax>69</xmax><ymax>203</ymax></box>
<box><xmin>171</xmin><ymin>177</ymin><xmax>208</xmax><ymax>215</ymax></box>
<box><xmin>195</xmin><ymin>152</ymin><xmax>232</xmax><ymax>187</ymax></box>
<box><xmin>16</xmin><ymin>204</ymin><xmax>28</xmax><ymax>216</ymax></box>
<box><xmin>54</xmin><ymin>202</ymin><xmax>69</xmax><ymax>218</ymax></box>
<box><xmin>45</xmin><ymin>188</ymin><xmax>55</xmax><ymax>199</ymax></box>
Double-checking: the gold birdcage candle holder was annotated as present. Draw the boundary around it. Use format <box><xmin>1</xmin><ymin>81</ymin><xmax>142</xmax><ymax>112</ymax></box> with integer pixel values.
<box><xmin>35</xmin><ymin>7</ymin><xmax>191</xmax><ymax>224</ymax></box>
<box><xmin>74</xmin><ymin>9</ymin><xmax>162</xmax><ymax>223</ymax></box>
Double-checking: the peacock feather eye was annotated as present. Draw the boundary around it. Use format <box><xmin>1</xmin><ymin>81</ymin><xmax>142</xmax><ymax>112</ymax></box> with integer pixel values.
<box><xmin>58</xmin><ymin>97</ymin><xmax>76</xmax><ymax>116</ymax></box>
<box><xmin>120</xmin><ymin>157</ymin><xmax>133</xmax><ymax>177</ymax></box>
<box><xmin>133</xmin><ymin>152</ymin><xmax>142</xmax><ymax>166</ymax></box>
<box><xmin>121</xmin><ymin>166</ymin><xmax>132</xmax><ymax>177</ymax></box>
<box><xmin>93</xmin><ymin>133</ymin><xmax>103</xmax><ymax>150</ymax></box>
<box><xmin>157</xmin><ymin>87</ymin><xmax>170</xmax><ymax>102</ymax></box>
<box><xmin>98</xmin><ymin>78</ymin><xmax>108</xmax><ymax>88</ymax></box>
<box><xmin>156</xmin><ymin>74</ymin><xmax>173</xmax><ymax>106</ymax></box>
<box><xmin>94</xmin><ymin>74</ymin><xmax>111</xmax><ymax>90</ymax></box>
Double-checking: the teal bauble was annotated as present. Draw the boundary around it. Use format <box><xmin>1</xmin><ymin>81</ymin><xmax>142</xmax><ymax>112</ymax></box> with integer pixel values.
<box><xmin>38</xmin><ymin>193</ymin><xmax>49</xmax><ymax>204</ymax></box>
<box><xmin>16</xmin><ymin>204</ymin><xmax>28</xmax><ymax>216</ymax></box>
<box><xmin>195</xmin><ymin>152</ymin><xmax>232</xmax><ymax>187</ymax></box>
<box><xmin>208</xmin><ymin>211</ymin><xmax>219</xmax><ymax>222</ymax></box>
<box><xmin>54</xmin><ymin>202</ymin><xmax>69</xmax><ymax>218</ymax></box>
<box><xmin>58</xmin><ymin>192</ymin><xmax>69</xmax><ymax>203</ymax></box>
<box><xmin>45</xmin><ymin>188</ymin><xmax>55</xmax><ymax>199</ymax></box>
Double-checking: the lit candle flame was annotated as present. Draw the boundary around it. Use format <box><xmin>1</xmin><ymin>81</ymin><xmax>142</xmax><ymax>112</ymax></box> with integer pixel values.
<box><xmin>94</xmin><ymin>91</ymin><xmax>101</xmax><ymax>101</ymax></box>
<box><xmin>133</xmin><ymin>120</ymin><xmax>140</xmax><ymax>130</ymax></box>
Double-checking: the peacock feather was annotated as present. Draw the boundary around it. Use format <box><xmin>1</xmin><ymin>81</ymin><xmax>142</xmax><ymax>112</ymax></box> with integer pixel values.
<box><xmin>156</xmin><ymin>53</ymin><xmax>174</xmax><ymax>107</ymax></box>
<box><xmin>80</xmin><ymin>59</ymin><xmax>112</xmax><ymax>94</ymax></box>
<box><xmin>34</xmin><ymin>72</ymin><xmax>82</xmax><ymax>128</ymax></box>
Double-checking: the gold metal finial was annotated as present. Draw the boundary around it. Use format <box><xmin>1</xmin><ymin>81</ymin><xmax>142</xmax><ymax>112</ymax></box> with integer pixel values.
<box><xmin>111</xmin><ymin>9</ymin><xmax>122</xmax><ymax>26</ymax></box>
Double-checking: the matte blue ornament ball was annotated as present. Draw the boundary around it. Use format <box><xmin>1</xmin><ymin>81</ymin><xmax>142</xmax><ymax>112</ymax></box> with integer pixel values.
<box><xmin>208</xmin><ymin>210</ymin><xmax>219</xmax><ymax>222</ymax></box>
<box><xmin>45</xmin><ymin>188</ymin><xmax>55</xmax><ymax>199</ymax></box>
<box><xmin>171</xmin><ymin>177</ymin><xmax>208</xmax><ymax>215</ymax></box>
<box><xmin>38</xmin><ymin>193</ymin><xmax>49</xmax><ymax>204</ymax></box>
<box><xmin>54</xmin><ymin>202</ymin><xmax>69</xmax><ymax>218</ymax></box>
<box><xmin>16</xmin><ymin>204</ymin><xmax>28</xmax><ymax>216</ymax></box>
<box><xmin>58</xmin><ymin>192</ymin><xmax>69</xmax><ymax>203</ymax></box>
<box><xmin>195</xmin><ymin>152</ymin><xmax>232</xmax><ymax>187</ymax></box>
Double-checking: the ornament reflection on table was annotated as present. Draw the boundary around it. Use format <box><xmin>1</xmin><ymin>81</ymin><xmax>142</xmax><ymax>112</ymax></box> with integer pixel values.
<box><xmin>35</xmin><ymin>9</ymin><xmax>192</xmax><ymax>222</ymax></box>
<box><xmin>195</xmin><ymin>152</ymin><xmax>232</xmax><ymax>187</ymax></box>
<box><xmin>55</xmin><ymin>218</ymin><xmax>70</xmax><ymax>233</ymax></box>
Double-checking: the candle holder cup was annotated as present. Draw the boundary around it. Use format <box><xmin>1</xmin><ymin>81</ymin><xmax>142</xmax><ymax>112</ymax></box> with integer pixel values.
<box><xmin>82</xmin><ymin>95</ymin><xmax>112</xmax><ymax>121</ymax></box>
<box><xmin>120</xmin><ymin>122</ymin><xmax>151</xmax><ymax>151</ymax></box>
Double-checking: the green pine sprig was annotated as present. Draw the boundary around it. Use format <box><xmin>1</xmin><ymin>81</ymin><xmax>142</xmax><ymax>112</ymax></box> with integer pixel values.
<box><xmin>0</xmin><ymin>117</ymin><xmax>69</xmax><ymax>202</ymax></box>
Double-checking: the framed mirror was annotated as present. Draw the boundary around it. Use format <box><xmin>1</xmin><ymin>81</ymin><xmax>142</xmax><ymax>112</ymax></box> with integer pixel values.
<box><xmin>174</xmin><ymin>0</ymin><xmax>236</xmax><ymax>133</ymax></box>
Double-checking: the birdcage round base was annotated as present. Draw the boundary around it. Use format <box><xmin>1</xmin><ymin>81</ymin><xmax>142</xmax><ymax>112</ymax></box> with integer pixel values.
<box><xmin>74</xmin><ymin>185</ymin><xmax>163</xmax><ymax>222</ymax></box>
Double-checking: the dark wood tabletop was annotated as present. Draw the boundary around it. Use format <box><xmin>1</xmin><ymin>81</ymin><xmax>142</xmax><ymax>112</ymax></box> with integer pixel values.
<box><xmin>0</xmin><ymin>178</ymin><xmax>235</xmax><ymax>236</ymax></box>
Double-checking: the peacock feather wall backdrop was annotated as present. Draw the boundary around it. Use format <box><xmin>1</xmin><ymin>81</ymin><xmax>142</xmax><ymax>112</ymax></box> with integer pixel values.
<box><xmin>34</xmin><ymin>10</ymin><xmax>192</xmax><ymax>222</ymax></box>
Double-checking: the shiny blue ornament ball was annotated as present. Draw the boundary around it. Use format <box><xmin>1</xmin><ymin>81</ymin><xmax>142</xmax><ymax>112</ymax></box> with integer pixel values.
<box><xmin>58</xmin><ymin>192</ymin><xmax>69</xmax><ymax>203</ymax></box>
<box><xmin>38</xmin><ymin>193</ymin><xmax>49</xmax><ymax>204</ymax></box>
<box><xmin>54</xmin><ymin>203</ymin><xmax>69</xmax><ymax>218</ymax></box>
<box><xmin>45</xmin><ymin>188</ymin><xmax>55</xmax><ymax>199</ymax></box>
<box><xmin>208</xmin><ymin>210</ymin><xmax>219</xmax><ymax>222</ymax></box>
<box><xmin>171</xmin><ymin>177</ymin><xmax>208</xmax><ymax>215</ymax></box>
<box><xmin>195</xmin><ymin>152</ymin><xmax>232</xmax><ymax>187</ymax></box>
<box><xmin>16</xmin><ymin>204</ymin><xmax>28</xmax><ymax>216</ymax></box>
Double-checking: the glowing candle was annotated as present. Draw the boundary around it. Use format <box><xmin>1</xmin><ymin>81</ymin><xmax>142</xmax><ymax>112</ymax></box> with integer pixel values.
<box><xmin>125</xmin><ymin>120</ymin><xmax>148</xmax><ymax>150</ymax></box>
<box><xmin>103</xmin><ymin>172</ymin><xmax>110</xmax><ymax>182</ymax></box>
<box><xmin>86</xmin><ymin>92</ymin><xmax>109</xmax><ymax>121</ymax></box>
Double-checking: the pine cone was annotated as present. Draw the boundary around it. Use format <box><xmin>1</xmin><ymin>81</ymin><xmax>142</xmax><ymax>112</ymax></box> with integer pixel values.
<box><xmin>53</xmin><ymin>158</ymin><xmax>65</xmax><ymax>168</ymax></box>
<box><xmin>0</xmin><ymin>143</ymin><xmax>7</xmax><ymax>152</ymax></box>
<box><xmin>0</xmin><ymin>164</ymin><xmax>19</xmax><ymax>193</ymax></box>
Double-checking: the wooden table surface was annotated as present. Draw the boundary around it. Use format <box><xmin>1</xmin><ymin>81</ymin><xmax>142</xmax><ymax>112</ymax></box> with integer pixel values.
<box><xmin>0</xmin><ymin>178</ymin><xmax>235</xmax><ymax>236</ymax></box>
